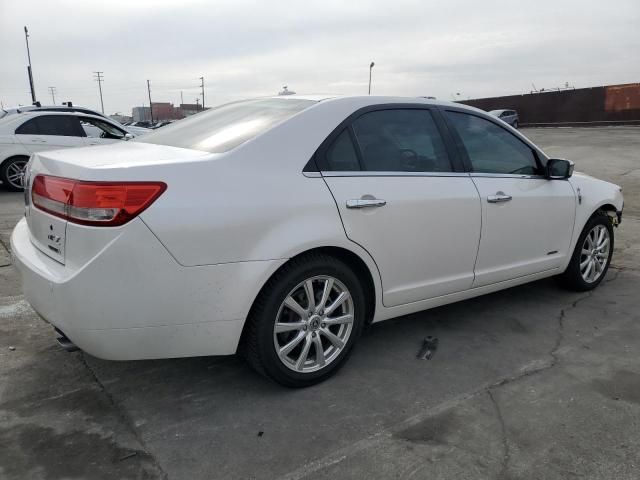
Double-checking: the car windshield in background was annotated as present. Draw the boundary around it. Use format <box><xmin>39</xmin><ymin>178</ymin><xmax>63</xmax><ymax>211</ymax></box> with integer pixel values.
<box><xmin>137</xmin><ymin>98</ymin><xmax>317</xmax><ymax>153</ymax></box>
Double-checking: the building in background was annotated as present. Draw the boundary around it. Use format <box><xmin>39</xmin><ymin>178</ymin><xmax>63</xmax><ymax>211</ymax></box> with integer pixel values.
<box><xmin>132</xmin><ymin>106</ymin><xmax>151</xmax><ymax>122</ymax></box>
<box><xmin>179</xmin><ymin>103</ymin><xmax>201</xmax><ymax>117</ymax></box>
<box><xmin>132</xmin><ymin>102</ymin><xmax>206</xmax><ymax>122</ymax></box>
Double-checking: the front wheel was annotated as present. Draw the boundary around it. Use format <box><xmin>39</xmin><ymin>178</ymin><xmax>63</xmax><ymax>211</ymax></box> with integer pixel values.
<box><xmin>557</xmin><ymin>212</ymin><xmax>614</xmax><ymax>291</ymax></box>
<box><xmin>244</xmin><ymin>253</ymin><xmax>365</xmax><ymax>387</ymax></box>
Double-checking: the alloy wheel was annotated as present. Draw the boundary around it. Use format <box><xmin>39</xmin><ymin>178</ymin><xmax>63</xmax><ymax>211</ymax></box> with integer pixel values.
<box><xmin>5</xmin><ymin>159</ymin><xmax>28</xmax><ymax>189</ymax></box>
<box><xmin>580</xmin><ymin>224</ymin><xmax>610</xmax><ymax>283</ymax></box>
<box><xmin>273</xmin><ymin>276</ymin><xmax>354</xmax><ymax>373</ymax></box>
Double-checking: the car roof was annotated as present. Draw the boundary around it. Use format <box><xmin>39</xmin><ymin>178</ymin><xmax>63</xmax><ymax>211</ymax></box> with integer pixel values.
<box><xmin>0</xmin><ymin>110</ymin><xmax>121</xmax><ymax>134</ymax></box>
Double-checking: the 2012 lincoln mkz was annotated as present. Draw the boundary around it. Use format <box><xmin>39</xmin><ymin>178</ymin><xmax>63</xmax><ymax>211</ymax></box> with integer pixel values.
<box><xmin>11</xmin><ymin>96</ymin><xmax>624</xmax><ymax>387</ymax></box>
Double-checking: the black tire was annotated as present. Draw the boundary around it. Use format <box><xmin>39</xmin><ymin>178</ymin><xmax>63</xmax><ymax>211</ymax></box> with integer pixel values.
<box><xmin>244</xmin><ymin>253</ymin><xmax>366</xmax><ymax>387</ymax></box>
<box><xmin>557</xmin><ymin>212</ymin><xmax>614</xmax><ymax>291</ymax></box>
<box><xmin>0</xmin><ymin>156</ymin><xmax>29</xmax><ymax>192</ymax></box>
<box><xmin>513</xmin><ymin>120</ymin><xmax>519</xmax><ymax>129</ymax></box>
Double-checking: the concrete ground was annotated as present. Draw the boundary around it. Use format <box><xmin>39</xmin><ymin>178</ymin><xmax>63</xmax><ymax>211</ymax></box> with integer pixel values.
<box><xmin>1</xmin><ymin>127</ymin><xmax>639</xmax><ymax>480</ymax></box>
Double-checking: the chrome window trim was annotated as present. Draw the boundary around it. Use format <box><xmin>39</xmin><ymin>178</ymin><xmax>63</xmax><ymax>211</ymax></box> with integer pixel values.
<box><xmin>469</xmin><ymin>172</ymin><xmax>546</xmax><ymax>180</ymax></box>
<box><xmin>320</xmin><ymin>171</ymin><xmax>470</xmax><ymax>178</ymax></box>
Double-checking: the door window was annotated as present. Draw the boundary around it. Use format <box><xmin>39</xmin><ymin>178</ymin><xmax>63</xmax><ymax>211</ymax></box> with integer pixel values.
<box><xmin>80</xmin><ymin>118</ymin><xmax>126</xmax><ymax>139</ymax></box>
<box><xmin>345</xmin><ymin>109</ymin><xmax>451</xmax><ymax>172</ymax></box>
<box><xmin>353</xmin><ymin>109</ymin><xmax>451</xmax><ymax>172</ymax></box>
<box><xmin>446</xmin><ymin>111</ymin><xmax>539</xmax><ymax>175</ymax></box>
<box><xmin>15</xmin><ymin>115</ymin><xmax>84</xmax><ymax>137</ymax></box>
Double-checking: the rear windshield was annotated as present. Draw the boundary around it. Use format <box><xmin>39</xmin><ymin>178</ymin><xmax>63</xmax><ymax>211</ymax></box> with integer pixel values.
<box><xmin>136</xmin><ymin>98</ymin><xmax>317</xmax><ymax>153</ymax></box>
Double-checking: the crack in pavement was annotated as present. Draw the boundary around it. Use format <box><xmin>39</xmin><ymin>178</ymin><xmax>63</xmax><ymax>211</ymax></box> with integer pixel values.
<box><xmin>79</xmin><ymin>353</ymin><xmax>169</xmax><ymax>480</ymax></box>
<box><xmin>487</xmin><ymin>390</ymin><xmax>510</xmax><ymax>479</ymax></box>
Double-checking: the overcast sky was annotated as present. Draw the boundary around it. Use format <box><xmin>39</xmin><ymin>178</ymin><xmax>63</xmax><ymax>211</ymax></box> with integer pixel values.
<box><xmin>1</xmin><ymin>0</ymin><xmax>639</xmax><ymax>115</ymax></box>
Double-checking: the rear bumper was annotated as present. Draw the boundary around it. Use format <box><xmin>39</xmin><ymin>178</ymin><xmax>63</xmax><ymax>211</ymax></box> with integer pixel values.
<box><xmin>11</xmin><ymin>217</ymin><xmax>285</xmax><ymax>360</ymax></box>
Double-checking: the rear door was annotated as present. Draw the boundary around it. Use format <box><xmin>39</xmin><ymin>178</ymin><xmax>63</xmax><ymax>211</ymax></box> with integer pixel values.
<box><xmin>15</xmin><ymin>114</ymin><xmax>86</xmax><ymax>153</ymax></box>
<box><xmin>443</xmin><ymin>109</ymin><xmax>575</xmax><ymax>287</ymax></box>
<box><xmin>319</xmin><ymin>107</ymin><xmax>481</xmax><ymax>307</ymax></box>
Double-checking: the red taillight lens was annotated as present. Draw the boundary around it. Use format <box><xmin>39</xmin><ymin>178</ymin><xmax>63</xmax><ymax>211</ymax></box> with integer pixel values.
<box><xmin>32</xmin><ymin>175</ymin><xmax>166</xmax><ymax>226</ymax></box>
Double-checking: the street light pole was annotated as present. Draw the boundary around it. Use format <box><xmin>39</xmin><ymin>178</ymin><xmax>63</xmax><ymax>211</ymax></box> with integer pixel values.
<box><xmin>48</xmin><ymin>86</ymin><xmax>56</xmax><ymax>104</ymax></box>
<box><xmin>368</xmin><ymin>61</ymin><xmax>375</xmax><ymax>95</ymax></box>
<box><xmin>24</xmin><ymin>26</ymin><xmax>36</xmax><ymax>103</ymax></box>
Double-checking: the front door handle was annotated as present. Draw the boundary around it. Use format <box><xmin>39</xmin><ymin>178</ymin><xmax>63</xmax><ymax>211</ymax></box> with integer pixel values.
<box><xmin>346</xmin><ymin>198</ymin><xmax>387</xmax><ymax>209</ymax></box>
<box><xmin>487</xmin><ymin>192</ymin><xmax>512</xmax><ymax>203</ymax></box>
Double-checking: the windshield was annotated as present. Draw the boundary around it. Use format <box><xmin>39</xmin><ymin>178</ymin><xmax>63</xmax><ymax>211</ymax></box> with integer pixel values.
<box><xmin>136</xmin><ymin>98</ymin><xmax>316</xmax><ymax>153</ymax></box>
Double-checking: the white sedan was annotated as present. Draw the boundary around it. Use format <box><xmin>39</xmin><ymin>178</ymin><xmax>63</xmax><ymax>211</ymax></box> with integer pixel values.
<box><xmin>0</xmin><ymin>111</ymin><xmax>134</xmax><ymax>191</ymax></box>
<box><xmin>11</xmin><ymin>96</ymin><xmax>623</xmax><ymax>387</ymax></box>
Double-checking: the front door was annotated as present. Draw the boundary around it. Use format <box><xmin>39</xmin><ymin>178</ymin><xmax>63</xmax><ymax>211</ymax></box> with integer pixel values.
<box><xmin>320</xmin><ymin>108</ymin><xmax>482</xmax><ymax>307</ymax></box>
<box><xmin>444</xmin><ymin>110</ymin><xmax>576</xmax><ymax>287</ymax></box>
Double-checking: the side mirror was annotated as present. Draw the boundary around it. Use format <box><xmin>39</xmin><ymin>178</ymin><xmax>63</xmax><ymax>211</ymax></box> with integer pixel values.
<box><xmin>546</xmin><ymin>158</ymin><xmax>574</xmax><ymax>179</ymax></box>
<box><xmin>123</xmin><ymin>133</ymin><xmax>134</xmax><ymax>141</ymax></box>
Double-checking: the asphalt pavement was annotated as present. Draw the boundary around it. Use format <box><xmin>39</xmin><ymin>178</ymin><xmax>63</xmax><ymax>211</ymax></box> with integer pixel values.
<box><xmin>1</xmin><ymin>126</ymin><xmax>639</xmax><ymax>479</ymax></box>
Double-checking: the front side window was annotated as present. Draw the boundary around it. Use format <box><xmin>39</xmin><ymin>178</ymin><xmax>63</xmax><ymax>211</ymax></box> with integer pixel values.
<box><xmin>15</xmin><ymin>115</ymin><xmax>84</xmax><ymax>137</ymax></box>
<box><xmin>350</xmin><ymin>109</ymin><xmax>451</xmax><ymax>172</ymax></box>
<box><xmin>446</xmin><ymin>111</ymin><xmax>539</xmax><ymax>175</ymax></box>
<box><xmin>80</xmin><ymin>118</ymin><xmax>125</xmax><ymax>139</ymax></box>
<box><xmin>137</xmin><ymin>98</ymin><xmax>316</xmax><ymax>153</ymax></box>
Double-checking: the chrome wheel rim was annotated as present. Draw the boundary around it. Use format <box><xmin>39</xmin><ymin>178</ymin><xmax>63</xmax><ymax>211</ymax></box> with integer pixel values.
<box><xmin>6</xmin><ymin>159</ymin><xmax>27</xmax><ymax>189</ymax></box>
<box><xmin>580</xmin><ymin>224</ymin><xmax>610</xmax><ymax>283</ymax></box>
<box><xmin>273</xmin><ymin>276</ymin><xmax>354</xmax><ymax>373</ymax></box>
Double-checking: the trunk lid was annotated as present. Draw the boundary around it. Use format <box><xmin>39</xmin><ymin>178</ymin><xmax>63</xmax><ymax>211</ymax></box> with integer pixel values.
<box><xmin>24</xmin><ymin>142</ymin><xmax>211</xmax><ymax>264</ymax></box>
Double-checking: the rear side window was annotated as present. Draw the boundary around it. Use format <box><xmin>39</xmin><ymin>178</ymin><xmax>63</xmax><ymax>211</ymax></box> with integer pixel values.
<box><xmin>446</xmin><ymin>111</ymin><xmax>539</xmax><ymax>175</ymax></box>
<box><xmin>350</xmin><ymin>109</ymin><xmax>451</xmax><ymax>172</ymax></box>
<box><xmin>137</xmin><ymin>98</ymin><xmax>316</xmax><ymax>153</ymax></box>
<box><xmin>326</xmin><ymin>129</ymin><xmax>361</xmax><ymax>171</ymax></box>
<box><xmin>15</xmin><ymin>115</ymin><xmax>84</xmax><ymax>137</ymax></box>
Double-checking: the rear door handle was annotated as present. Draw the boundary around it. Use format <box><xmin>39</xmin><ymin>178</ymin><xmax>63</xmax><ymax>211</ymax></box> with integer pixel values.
<box><xmin>487</xmin><ymin>192</ymin><xmax>512</xmax><ymax>203</ymax></box>
<box><xmin>346</xmin><ymin>198</ymin><xmax>387</xmax><ymax>209</ymax></box>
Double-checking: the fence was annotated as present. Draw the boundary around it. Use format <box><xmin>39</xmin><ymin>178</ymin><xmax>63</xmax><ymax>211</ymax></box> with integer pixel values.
<box><xmin>460</xmin><ymin>83</ymin><xmax>640</xmax><ymax>126</ymax></box>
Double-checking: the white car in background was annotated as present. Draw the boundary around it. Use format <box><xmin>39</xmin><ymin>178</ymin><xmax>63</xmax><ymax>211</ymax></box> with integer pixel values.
<box><xmin>11</xmin><ymin>96</ymin><xmax>623</xmax><ymax>387</ymax></box>
<box><xmin>0</xmin><ymin>111</ymin><xmax>135</xmax><ymax>190</ymax></box>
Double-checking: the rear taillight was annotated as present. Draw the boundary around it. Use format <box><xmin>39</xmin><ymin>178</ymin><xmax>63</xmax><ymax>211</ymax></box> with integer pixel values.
<box><xmin>32</xmin><ymin>175</ymin><xmax>166</xmax><ymax>226</ymax></box>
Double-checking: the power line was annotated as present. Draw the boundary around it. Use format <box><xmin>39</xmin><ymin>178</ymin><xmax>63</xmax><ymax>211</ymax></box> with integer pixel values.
<box><xmin>93</xmin><ymin>71</ymin><xmax>105</xmax><ymax>113</ymax></box>
<box><xmin>48</xmin><ymin>86</ymin><xmax>56</xmax><ymax>104</ymax></box>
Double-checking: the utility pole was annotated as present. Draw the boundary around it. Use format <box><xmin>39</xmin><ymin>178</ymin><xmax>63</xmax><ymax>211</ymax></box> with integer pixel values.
<box><xmin>24</xmin><ymin>26</ymin><xmax>36</xmax><ymax>103</ymax></box>
<box><xmin>147</xmin><ymin>80</ymin><xmax>154</xmax><ymax>123</ymax></box>
<box><xmin>180</xmin><ymin>90</ymin><xmax>184</xmax><ymax>105</ymax></box>
<box><xmin>368</xmin><ymin>61</ymin><xmax>375</xmax><ymax>95</ymax></box>
<box><xmin>48</xmin><ymin>86</ymin><xmax>57</xmax><ymax>104</ymax></box>
<box><xmin>93</xmin><ymin>71</ymin><xmax>104</xmax><ymax>113</ymax></box>
<box><xmin>199</xmin><ymin>76</ymin><xmax>205</xmax><ymax>110</ymax></box>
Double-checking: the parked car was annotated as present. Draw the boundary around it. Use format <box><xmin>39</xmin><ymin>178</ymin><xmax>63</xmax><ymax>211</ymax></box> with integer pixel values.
<box><xmin>11</xmin><ymin>96</ymin><xmax>623</xmax><ymax>387</ymax></box>
<box><xmin>0</xmin><ymin>111</ymin><xmax>134</xmax><ymax>190</ymax></box>
<box><xmin>489</xmin><ymin>109</ymin><xmax>519</xmax><ymax>128</ymax></box>
<box><xmin>0</xmin><ymin>104</ymin><xmax>109</xmax><ymax>120</ymax></box>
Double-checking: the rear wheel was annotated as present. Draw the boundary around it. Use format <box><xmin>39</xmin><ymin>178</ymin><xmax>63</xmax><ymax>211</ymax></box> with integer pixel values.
<box><xmin>513</xmin><ymin>120</ymin><xmax>519</xmax><ymax>129</ymax></box>
<box><xmin>245</xmin><ymin>253</ymin><xmax>365</xmax><ymax>387</ymax></box>
<box><xmin>557</xmin><ymin>212</ymin><xmax>613</xmax><ymax>291</ymax></box>
<box><xmin>1</xmin><ymin>156</ymin><xmax>29</xmax><ymax>191</ymax></box>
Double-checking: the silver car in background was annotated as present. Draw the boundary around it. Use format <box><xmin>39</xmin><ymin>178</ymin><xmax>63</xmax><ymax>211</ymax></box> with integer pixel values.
<box><xmin>489</xmin><ymin>109</ymin><xmax>519</xmax><ymax>128</ymax></box>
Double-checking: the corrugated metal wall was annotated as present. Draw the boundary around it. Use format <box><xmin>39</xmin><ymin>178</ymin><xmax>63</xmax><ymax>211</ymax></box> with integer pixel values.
<box><xmin>460</xmin><ymin>83</ymin><xmax>640</xmax><ymax>126</ymax></box>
